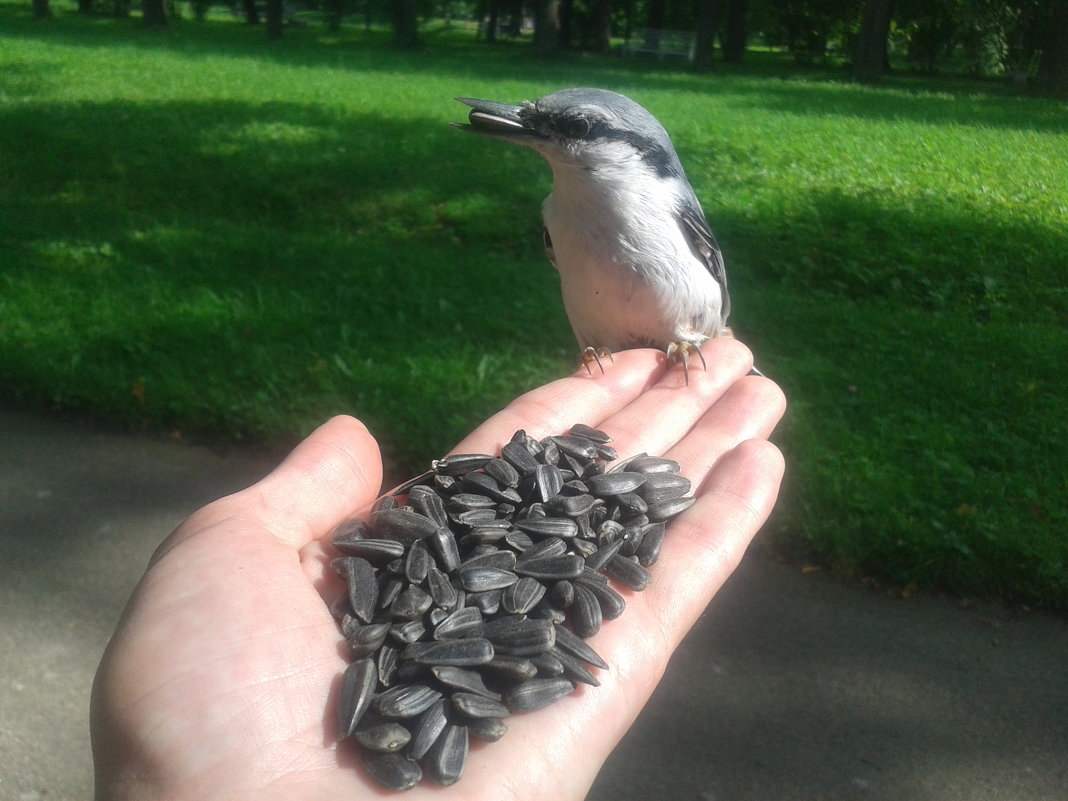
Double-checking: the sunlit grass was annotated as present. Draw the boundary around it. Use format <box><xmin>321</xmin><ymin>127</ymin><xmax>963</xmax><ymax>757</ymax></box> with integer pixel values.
<box><xmin>1</xmin><ymin>1</ymin><xmax>1065</xmax><ymax>609</ymax></box>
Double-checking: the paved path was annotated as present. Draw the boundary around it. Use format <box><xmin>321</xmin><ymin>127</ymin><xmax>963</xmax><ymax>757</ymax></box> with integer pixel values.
<box><xmin>2</xmin><ymin>405</ymin><xmax>1066</xmax><ymax>801</ymax></box>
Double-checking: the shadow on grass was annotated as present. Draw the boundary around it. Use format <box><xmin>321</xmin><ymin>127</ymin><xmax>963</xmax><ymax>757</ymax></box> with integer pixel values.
<box><xmin>3</xmin><ymin>2</ymin><xmax>1067</xmax><ymax>135</ymax></box>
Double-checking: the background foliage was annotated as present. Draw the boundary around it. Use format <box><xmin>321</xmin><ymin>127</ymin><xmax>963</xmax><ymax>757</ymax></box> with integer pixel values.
<box><xmin>1</xmin><ymin>1</ymin><xmax>1065</xmax><ymax>611</ymax></box>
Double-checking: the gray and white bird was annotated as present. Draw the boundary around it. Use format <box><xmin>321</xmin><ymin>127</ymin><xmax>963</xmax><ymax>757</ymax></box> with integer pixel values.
<box><xmin>455</xmin><ymin>87</ymin><xmax>731</xmax><ymax>377</ymax></box>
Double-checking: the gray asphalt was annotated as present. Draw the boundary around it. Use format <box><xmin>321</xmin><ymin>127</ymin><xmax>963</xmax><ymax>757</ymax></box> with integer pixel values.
<box><xmin>2</xmin><ymin>404</ymin><xmax>1066</xmax><ymax>801</ymax></box>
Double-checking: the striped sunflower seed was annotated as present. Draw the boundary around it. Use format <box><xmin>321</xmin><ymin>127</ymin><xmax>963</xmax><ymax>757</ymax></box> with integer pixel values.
<box><xmin>646</xmin><ymin>495</ymin><xmax>696</xmax><ymax>522</ymax></box>
<box><xmin>515</xmin><ymin>554</ymin><xmax>585</xmax><ymax>581</ymax></box>
<box><xmin>373</xmin><ymin>683</ymin><xmax>442</xmax><ymax>719</ymax></box>
<box><xmin>553</xmin><ymin>623</ymin><xmax>609</xmax><ymax>670</ymax></box>
<box><xmin>482</xmin><ymin>616</ymin><xmax>555</xmax><ymax>656</ymax></box>
<box><xmin>371</xmin><ymin>508</ymin><xmax>440</xmax><ymax>543</ymax></box>
<box><xmin>571</xmin><ymin>582</ymin><xmax>603</xmax><ymax>638</ymax></box>
<box><xmin>568</xmin><ymin>423</ymin><xmax>612</xmax><ymax>443</ymax></box>
<box><xmin>403</xmin><ymin>637</ymin><xmax>495</xmax><ymax>667</ymax></box>
<box><xmin>603</xmin><ymin>554</ymin><xmax>654</xmax><ymax>591</ymax></box>
<box><xmin>586</xmin><ymin>471</ymin><xmax>647</xmax><ymax>496</ymax></box>
<box><xmin>501</xmin><ymin>576</ymin><xmax>546</xmax><ymax>614</ymax></box>
<box><xmin>460</xmin><ymin>567</ymin><xmax>519</xmax><ymax>592</ymax></box>
<box><xmin>338</xmin><ymin>658</ymin><xmax>377</xmax><ymax>737</ymax></box>
<box><xmin>501</xmin><ymin>440</ymin><xmax>540</xmax><ymax>475</ymax></box>
<box><xmin>424</xmin><ymin>724</ymin><xmax>468</xmax><ymax>786</ymax></box>
<box><xmin>348</xmin><ymin>622</ymin><xmax>390</xmax><ymax>659</ymax></box>
<box><xmin>430</xmin><ymin>665</ymin><xmax>502</xmax><ymax>701</ymax></box>
<box><xmin>432</xmin><ymin>453</ymin><xmax>493</xmax><ymax>476</ymax></box>
<box><xmin>504</xmin><ymin>677</ymin><xmax>576</xmax><ymax>712</ymax></box>
<box><xmin>342</xmin><ymin>557</ymin><xmax>378</xmax><ymax>625</ymax></box>
<box><xmin>433</xmin><ymin>606</ymin><xmax>483</xmax><ymax>640</ymax></box>
<box><xmin>407</xmin><ymin>698</ymin><xmax>448</xmax><ymax>760</ymax></box>
<box><xmin>451</xmin><ymin>692</ymin><xmax>511</xmax><ymax>719</ymax></box>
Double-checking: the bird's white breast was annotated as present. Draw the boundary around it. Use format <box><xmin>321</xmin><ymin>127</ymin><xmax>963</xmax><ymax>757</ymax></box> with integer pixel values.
<box><xmin>541</xmin><ymin>150</ymin><xmax>725</xmax><ymax>352</ymax></box>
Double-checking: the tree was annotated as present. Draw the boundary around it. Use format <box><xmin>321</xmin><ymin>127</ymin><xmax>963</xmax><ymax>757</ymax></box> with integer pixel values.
<box><xmin>1037</xmin><ymin>0</ymin><xmax>1068</xmax><ymax>96</ymax></box>
<box><xmin>142</xmin><ymin>0</ymin><xmax>167</xmax><ymax>26</ymax></box>
<box><xmin>534</xmin><ymin>0</ymin><xmax>561</xmax><ymax>53</ymax></box>
<box><xmin>694</xmin><ymin>0</ymin><xmax>721</xmax><ymax>70</ymax></box>
<box><xmin>394</xmin><ymin>0</ymin><xmax>419</xmax><ymax>47</ymax></box>
<box><xmin>265</xmin><ymin>0</ymin><xmax>283</xmax><ymax>38</ymax></box>
<box><xmin>723</xmin><ymin>0</ymin><xmax>750</xmax><ymax>63</ymax></box>
<box><xmin>241</xmin><ymin>0</ymin><xmax>259</xmax><ymax>25</ymax></box>
<box><xmin>855</xmin><ymin>0</ymin><xmax>894</xmax><ymax>82</ymax></box>
<box><xmin>32</xmin><ymin>0</ymin><xmax>50</xmax><ymax>19</ymax></box>
<box><xmin>590</xmin><ymin>0</ymin><xmax>613</xmax><ymax>53</ymax></box>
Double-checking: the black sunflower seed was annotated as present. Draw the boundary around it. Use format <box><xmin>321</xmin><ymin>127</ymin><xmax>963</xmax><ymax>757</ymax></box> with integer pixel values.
<box><xmin>460</xmin><ymin>549</ymin><xmax>517</xmax><ymax>571</ymax></box>
<box><xmin>530</xmin><ymin>652</ymin><xmax>565</xmax><ymax>677</ymax></box>
<box><xmin>515</xmin><ymin>554</ymin><xmax>585</xmax><ymax>581</ymax></box>
<box><xmin>391</xmin><ymin>585</ymin><xmax>433</xmax><ymax>620</ymax></box>
<box><xmin>426</xmin><ymin>566</ymin><xmax>457</xmax><ymax>609</ymax></box>
<box><xmin>335</xmin><ymin>537</ymin><xmax>406</xmax><ymax>563</ymax></box>
<box><xmin>624</xmin><ymin>454</ymin><xmax>682</xmax><ymax>474</ymax></box>
<box><xmin>451</xmin><ymin>692</ymin><xmax>511</xmax><ymax>719</ymax></box>
<box><xmin>586</xmin><ymin>471</ymin><xmax>647</xmax><ymax>496</ymax></box>
<box><xmin>637</xmin><ymin>472</ymin><xmax>692</xmax><ymax>502</ymax></box>
<box><xmin>432</xmin><ymin>453</ymin><xmax>494</xmax><ymax>476</ymax></box>
<box><xmin>504</xmin><ymin>678</ymin><xmax>576</xmax><ymax>712</ymax></box>
<box><xmin>549</xmin><ymin>580</ymin><xmax>575</xmax><ymax>609</ymax></box>
<box><xmin>501</xmin><ymin>440</ymin><xmax>540</xmax><ymax>475</ymax></box>
<box><xmin>408</xmin><ymin>698</ymin><xmax>448</xmax><ymax>760</ymax></box>
<box><xmin>635</xmin><ymin>521</ymin><xmax>667</xmax><ymax>566</ymax></box>
<box><xmin>432</xmin><ymin>607</ymin><xmax>483</xmax><ymax>642</ymax></box>
<box><xmin>550</xmin><ymin>435</ymin><xmax>598</xmax><ymax>460</ymax></box>
<box><xmin>482</xmin><ymin>616</ymin><xmax>555</xmax><ymax>656</ymax></box>
<box><xmin>373</xmin><ymin>683</ymin><xmax>442</xmax><ymax>719</ymax></box>
<box><xmin>371</xmin><ymin>508</ymin><xmax>440</xmax><ymax>544</ymax></box>
<box><xmin>362</xmin><ymin>752</ymin><xmax>422</xmax><ymax>792</ymax></box>
<box><xmin>501</xmin><ymin>576</ymin><xmax>546</xmax><ymax>614</ymax></box>
<box><xmin>483</xmin><ymin>653</ymin><xmax>538</xmax><ymax>682</ymax></box>
<box><xmin>349</xmin><ymin>622</ymin><xmax>391</xmax><ymax>659</ymax></box>
<box><xmin>338</xmin><ymin>658</ymin><xmax>377</xmax><ymax>737</ymax></box>
<box><xmin>342</xmin><ymin>557</ymin><xmax>378</xmax><ymax>624</ymax></box>
<box><xmin>428</xmin><ymin>526</ymin><xmax>461</xmax><ymax>573</ymax></box>
<box><xmin>568</xmin><ymin>423</ymin><xmax>612</xmax><ymax>443</ymax></box>
<box><xmin>571</xmin><ymin>582</ymin><xmax>603</xmax><ymax>638</ymax></box>
<box><xmin>354</xmin><ymin>721</ymin><xmax>411</xmax><ymax>753</ymax></box>
<box><xmin>430</xmin><ymin>665</ymin><xmax>502</xmax><ymax>701</ymax></box>
<box><xmin>547</xmin><ymin>493</ymin><xmax>597</xmax><ymax>517</ymax></box>
<box><xmin>584</xmin><ymin>538</ymin><xmax>624</xmax><ymax>572</ymax></box>
<box><xmin>604</xmin><ymin>554</ymin><xmax>654</xmax><ymax>591</ymax></box>
<box><xmin>460</xmin><ymin>567</ymin><xmax>519</xmax><ymax>592</ymax></box>
<box><xmin>576</xmin><ymin>575</ymin><xmax>626</xmax><ymax>619</ymax></box>
<box><xmin>424</xmin><ymin>724</ymin><xmax>468</xmax><ymax>786</ymax></box>
<box><xmin>466</xmin><ymin>716</ymin><xmax>508</xmax><ymax>742</ymax></box>
<box><xmin>484</xmin><ymin>457</ymin><xmax>520</xmax><ymax>488</ymax></box>
<box><xmin>552</xmin><ymin>624</ymin><xmax>609</xmax><ymax>670</ymax></box>
<box><xmin>390</xmin><ymin>620</ymin><xmax>426</xmax><ymax>645</ymax></box>
<box><xmin>646</xmin><ymin>495</ymin><xmax>696</xmax><ymax>522</ymax></box>
<box><xmin>533</xmin><ymin>463</ymin><xmax>564</xmax><ymax>502</ymax></box>
<box><xmin>403</xmin><ymin>637</ymin><xmax>495</xmax><ymax>667</ymax></box>
<box><xmin>404</xmin><ymin>540</ymin><xmax>432</xmax><ymax>584</ymax></box>
<box><xmin>551</xmin><ymin>645</ymin><xmax>601</xmax><ymax>686</ymax></box>
<box><xmin>515</xmin><ymin>516</ymin><xmax>578</xmax><ymax>539</ymax></box>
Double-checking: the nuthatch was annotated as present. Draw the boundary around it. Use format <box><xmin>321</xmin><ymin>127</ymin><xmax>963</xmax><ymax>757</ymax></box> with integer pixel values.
<box><xmin>455</xmin><ymin>88</ymin><xmax>733</xmax><ymax>378</ymax></box>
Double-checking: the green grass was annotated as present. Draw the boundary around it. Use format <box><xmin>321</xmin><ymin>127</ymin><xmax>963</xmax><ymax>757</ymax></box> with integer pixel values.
<box><xmin>2</xmin><ymin>3</ymin><xmax>1066</xmax><ymax>610</ymax></box>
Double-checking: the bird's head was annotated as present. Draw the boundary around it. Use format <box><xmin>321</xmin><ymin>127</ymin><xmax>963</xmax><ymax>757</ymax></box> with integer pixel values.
<box><xmin>454</xmin><ymin>88</ymin><xmax>687</xmax><ymax>180</ymax></box>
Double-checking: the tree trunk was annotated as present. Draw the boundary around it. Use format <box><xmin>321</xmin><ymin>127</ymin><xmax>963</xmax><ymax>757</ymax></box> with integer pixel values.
<box><xmin>534</xmin><ymin>0</ymin><xmax>560</xmax><ymax>54</ymax></box>
<box><xmin>265</xmin><ymin>0</ymin><xmax>282</xmax><ymax>38</ymax></box>
<box><xmin>242</xmin><ymin>0</ymin><xmax>259</xmax><ymax>25</ymax></box>
<box><xmin>393</xmin><ymin>0</ymin><xmax>419</xmax><ymax>47</ymax></box>
<box><xmin>645</xmin><ymin>0</ymin><xmax>665</xmax><ymax>29</ymax></box>
<box><xmin>694</xmin><ymin>0</ymin><xmax>720</xmax><ymax>71</ymax></box>
<box><xmin>78</xmin><ymin>0</ymin><xmax>93</xmax><ymax>14</ymax></box>
<box><xmin>142</xmin><ymin>0</ymin><xmax>168</xmax><ymax>26</ymax></box>
<box><xmin>1037</xmin><ymin>0</ymin><xmax>1068</xmax><ymax>97</ymax></box>
<box><xmin>325</xmin><ymin>0</ymin><xmax>341</xmax><ymax>32</ymax></box>
<box><xmin>722</xmin><ymin>0</ymin><xmax>749</xmax><ymax>63</ymax></box>
<box><xmin>485</xmin><ymin>0</ymin><xmax>499</xmax><ymax>42</ymax></box>
<box><xmin>590</xmin><ymin>0</ymin><xmax>612</xmax><ymax>53</ymax></box>
<box><xmin>855</xmin><ymin>0</ymin><xmax>895</xmax><ymax>83</ymax></box>
<box><xmin>559</xmin><ymin>0</ymin><xmax>573</xmax><ymax>49</ymax></box>
<box><xmin>32</xmin><ymin>0</ymin><xmax>50</xmax><ymax>19</ymax></box>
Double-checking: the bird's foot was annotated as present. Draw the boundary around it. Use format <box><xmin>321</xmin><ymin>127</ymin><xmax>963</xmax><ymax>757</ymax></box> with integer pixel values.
<box><xmin>581</xmin><ymin>346</ymin><xmax>614</xmax><ymax>375</ymax></box>
<box><xmin>666</xmin><ymin>340</ymin><xmax>707</xmax><ymax>385</ymax></box>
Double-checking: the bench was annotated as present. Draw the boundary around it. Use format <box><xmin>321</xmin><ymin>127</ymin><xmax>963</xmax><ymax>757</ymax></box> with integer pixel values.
<box><xmin>622</xmin><ymin>28</ymin><xmax>696</xmax><ymax>61</ymax></box>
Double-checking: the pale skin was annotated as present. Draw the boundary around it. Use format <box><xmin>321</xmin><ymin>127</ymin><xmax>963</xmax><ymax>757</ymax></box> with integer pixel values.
<box><xmin>91</xmin><ymin>339</ymin><xmax>786</xmax><ymax>801</ymax></box>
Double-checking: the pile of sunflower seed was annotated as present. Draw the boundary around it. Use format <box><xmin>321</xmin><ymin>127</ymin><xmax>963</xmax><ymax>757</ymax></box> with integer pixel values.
<box><xmin>330</xmin><ymin>424</ymin><xmax>694</xmax><ymax>791</ymax></box>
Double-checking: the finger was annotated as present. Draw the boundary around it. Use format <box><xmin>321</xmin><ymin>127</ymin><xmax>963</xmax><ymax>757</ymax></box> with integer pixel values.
<box><xmin>590</xmin><ymin>338</ymin><xmax>758</xmax><ymax>463</ymax></box>
<box><xmin>178</xmin><ymin>415</ymin><xmax>382</xmax><ymax>552</ymax></box>
<box><xmin>451</xmin><ymin>348</ymin><xmax>667</xmax><ymax>454</ymax></box>
<box><xmin>663</xmin><ymin>373</ymin><xmax>787</xmax><ymax>485</ymax></box>
<box><xmin>646</xmin><ymin>438</ymin><xmax>787</xmax><ymax>645</ymax></box>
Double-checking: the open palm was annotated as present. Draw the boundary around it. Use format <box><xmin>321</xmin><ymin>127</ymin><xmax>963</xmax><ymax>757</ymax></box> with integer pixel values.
<box><xmin>91</xmin><ymin>340</ymin><xmax>785</xmax><ymax>801</ymax></box>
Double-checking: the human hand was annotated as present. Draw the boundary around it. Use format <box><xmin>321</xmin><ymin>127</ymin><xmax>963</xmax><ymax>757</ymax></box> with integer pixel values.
<box><xmin>91</xmin><ymin>339</ymin><xmax>785</xmax><ymax>801</ymax></box>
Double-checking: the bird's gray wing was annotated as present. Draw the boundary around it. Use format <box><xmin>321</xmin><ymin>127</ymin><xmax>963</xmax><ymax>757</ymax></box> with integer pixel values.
<box><xmin>677</xmin><ymin>201</ymin><xmax>730</xmax><ymax>320</ymax></box>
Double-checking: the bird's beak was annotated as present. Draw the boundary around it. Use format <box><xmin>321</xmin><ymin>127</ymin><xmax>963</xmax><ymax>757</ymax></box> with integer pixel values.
<box><xmin>452</xmin><ymin>97</ymin><xmax>536</xmax><ymax>142</ymax></box>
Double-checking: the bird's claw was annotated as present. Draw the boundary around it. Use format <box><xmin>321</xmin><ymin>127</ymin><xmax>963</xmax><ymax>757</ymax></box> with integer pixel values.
<box><xmin>582</xmin><ymin>346</ymin><xmax>614</xmax><ymax>375</ymax></box>
<box><xmin>666</xmin><ymin>341</ymin><xmax>707</xmax><ymax>385</ymax></box>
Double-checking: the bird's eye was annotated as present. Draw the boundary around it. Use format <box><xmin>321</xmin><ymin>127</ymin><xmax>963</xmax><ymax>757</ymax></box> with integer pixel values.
<box><xmin>561</xmin><ymin>117</ymin><xmax>591</xmax><ymax>139</ymax></box>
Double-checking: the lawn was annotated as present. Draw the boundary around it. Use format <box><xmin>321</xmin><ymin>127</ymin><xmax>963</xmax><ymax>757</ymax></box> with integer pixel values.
<box><xmin>2</xmin><ymin>3</ymin><xmax>1066</xmax><ymax>610</ymax></box>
